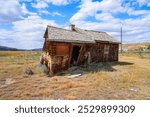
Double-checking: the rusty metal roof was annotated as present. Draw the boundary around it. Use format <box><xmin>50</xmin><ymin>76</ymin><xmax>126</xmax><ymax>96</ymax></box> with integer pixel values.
<box><xmin>46</xmin><ymin>25</ymin><xmax>120</xmax><ymax>43</ymax></box>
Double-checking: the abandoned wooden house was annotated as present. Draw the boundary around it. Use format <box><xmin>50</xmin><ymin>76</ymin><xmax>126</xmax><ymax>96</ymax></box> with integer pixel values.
<box><xmin>41</xmin><ymin>24</ymin><xmax>120</xmax><ymax>75</ymax></box>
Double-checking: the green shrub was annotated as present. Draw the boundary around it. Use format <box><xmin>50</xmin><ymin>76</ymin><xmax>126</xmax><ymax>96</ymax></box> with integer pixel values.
<box><xmin>36</xmin><ymin>63</ymin><xmax>49</xmax><ymax>74</ymax></box>
<box><xmin>147</xmin><ymin>45</ymin><xmax>150</xmax><ymax>50</ymax></box>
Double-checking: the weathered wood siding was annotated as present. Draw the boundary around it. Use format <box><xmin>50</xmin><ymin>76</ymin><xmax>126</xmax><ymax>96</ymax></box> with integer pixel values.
<box><xmin>43</xmin><ymin>42</ymin><xmax>71</xmax><ymax>74</ymax></box>
<box><xmin>91</xmin><ymin>43</ymin><xmax>119</xmax><ymax>62</ymax></box>
<box><xmin>42</xmin><ymin>41</ymin><xmax>119</xmax><ymax>74</ymax></box>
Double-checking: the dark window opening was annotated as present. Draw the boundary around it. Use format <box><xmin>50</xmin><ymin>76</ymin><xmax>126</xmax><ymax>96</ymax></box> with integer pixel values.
<box><xmin>70</xmin><ymin>45</ymin><xmax>81</xmax><ymax>65</ymax></box>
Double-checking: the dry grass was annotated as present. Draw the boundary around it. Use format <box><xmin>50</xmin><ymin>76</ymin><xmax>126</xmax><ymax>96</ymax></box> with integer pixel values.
<box><xmin>0</xmin><ymin>51</ymin><xmax>150</xmax><ymax>100</ymax></box>
<box><xmin>122</xmin><ymin>42</ymin><xmax>150</xmax><ymax>51</ymax></box>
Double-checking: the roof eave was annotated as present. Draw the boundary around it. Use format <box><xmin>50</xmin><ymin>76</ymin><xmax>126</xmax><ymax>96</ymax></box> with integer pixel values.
<box><xmin>43</xmin><ymin>27</ymin><xmax>49</xmax><ymax>38</ymax></box>
<box><xmin>47</xmin><ymin>39</ymin><xmax>95</xmax><ymax>44</ymax></box>
<box><xmin>95</xmin><ymin>40</ymin><xmax>120</xmax><ymax>44</ymax></box>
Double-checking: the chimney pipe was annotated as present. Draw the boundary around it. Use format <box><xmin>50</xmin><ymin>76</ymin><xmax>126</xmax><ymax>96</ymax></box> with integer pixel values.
<box><xmin>69</xmin><ymin>24</ymin><xmax>75</xmax><ymax>31</ymax></box>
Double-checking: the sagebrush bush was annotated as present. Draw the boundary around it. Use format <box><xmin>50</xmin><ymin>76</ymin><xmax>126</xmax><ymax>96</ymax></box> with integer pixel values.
<box><xmin>148</xmin><ymin>45</ymin><xmax>150</xmax><ymax>50</ymax></box>
<box><xmin>36</xmin><ymin>63</ymin><xmax>49</xmax><ymax>74</ymax></box>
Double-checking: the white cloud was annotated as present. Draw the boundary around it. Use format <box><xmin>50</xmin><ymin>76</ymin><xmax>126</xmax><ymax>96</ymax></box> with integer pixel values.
<box><xmin>30</xmin><ymin>0</ymin><xmax>79</xmax><ymax>7</ymax></box>
<box><xmin>46</xmin><ymin>0</ymin><xmax>79</xmax><ymax>6</ymax></box>
<box><xmin>1</xmin><ymin>0</ymin><xmax>150</xmax><ymax>49</ymax></box>
<box><xmin>95</xmin><ymin>13</ymin><xmax>121</xmax><ymax>24</ymax></box>
<box><xmin>0</xmin><ymin>15</ymin><xmax>58</xmax><ymax>49</ymax></box>
<box><xmin>31</xmin><ymin>0</ymin><xmax>75</xmax><ymax>15</ymax></box>
<box><xmin>136</xmin><ymin>0</ymin><xmax>150</xmax><ymax>6</ymax></box>
<box><xmin>21</xmin><ymin>3</ymin><xmax>37</xmax><ymax>15</ymax></box>
<box><xmin>38</xmin><ymin>9</ymin><xmax>50</xmax><ymax>15</ymax></box>
<box><xmin>37</xmin><ymin>10</ymin><xmax>65</xmax><ymax>17</ymax></box>
<box><xmin>0</xmin><ymin>0</ymin><xmax>22</xmax><ymax>23</ymax></box>
<box><xmin>127</xmin><ymin>9</ymin><xmax>150</xmax><ymax>16</ymax></box>
<box><xmin>46</xmin><ymin>0</ymin><xmax>69</xmax><ymax>5</ymax></box>
<box><xmin>32</xmin><ymin>1</ymin><xmax>48</xmax><ymax>9</ymax></box>
<box><xmin>70</xmin><ymin>0</ymin><xmax>150</xmax><ymax>23</ymax></box>
<box><xmin>51</xmin><ymin>11</ymin><xmax>65</xmax><ymax>17</ymax></box>
<box><xmin>70</xmin><ymin>0</ymin><xmax>150</xmax><ymax>43</ymax></box>
<box><xmin>19</xmin><ymin>0</ymin><xmax>33</xmax><ymax>2</ymax></box>
<box><xmin>70</xmin><ymin>0</ymin><xmax>127</xmax><ymax>22</ymax></box>
<box><xmin>121</xmin><ymin>0</ymin><xmax>150</xmax><ymax>7</ymax></box>
<box><xmin>70</xmin><ymin>0</ymin><xmax>101</xmax><ymax>22</ymax></box>
<box><xmin>70</xmin><ymin>17</ymin><xmax>150</xmax><ymax>43</ymax></box>
<box><xmin>99</xmin><ymin>0</ymin><xmax>125</xmax><ymax>13</ymax></box>
<box><xmin>38</xmin><ymin>10</ymin><xmax>65</xmax><ymax>16</ymax></box>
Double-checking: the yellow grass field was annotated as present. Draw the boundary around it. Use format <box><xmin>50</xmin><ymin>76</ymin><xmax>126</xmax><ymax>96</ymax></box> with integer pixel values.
<box><xmin>0</xmin><ymin>51</ymin><xmax>150</xmax><ymax>100</ymax></box>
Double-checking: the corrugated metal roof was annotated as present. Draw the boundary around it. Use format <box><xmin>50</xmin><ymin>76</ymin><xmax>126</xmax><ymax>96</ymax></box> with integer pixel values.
<box><xmin>47</xmin><ymin>25</ymin><xmax>119</xmax><ymax>43</ymax></box>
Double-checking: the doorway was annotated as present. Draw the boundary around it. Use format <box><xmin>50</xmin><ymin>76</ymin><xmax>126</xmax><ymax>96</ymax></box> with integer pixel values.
<box><xmin>70</xmin><ymin>45</ymin><xmax>81</xmax><ymax>65</ymax></box>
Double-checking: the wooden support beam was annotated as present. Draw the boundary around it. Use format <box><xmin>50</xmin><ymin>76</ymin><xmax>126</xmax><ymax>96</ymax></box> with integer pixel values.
<box><xmin>68</xmin><ymin>44</ymin><xmax>73</xmax><ymax>67</ymax></box>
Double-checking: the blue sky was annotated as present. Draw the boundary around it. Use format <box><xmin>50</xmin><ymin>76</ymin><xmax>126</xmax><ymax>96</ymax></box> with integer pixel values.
<box><xmin>0</xmin><ymin>0</ymin><xmax>150</xmax><ymax>49</ymax></box>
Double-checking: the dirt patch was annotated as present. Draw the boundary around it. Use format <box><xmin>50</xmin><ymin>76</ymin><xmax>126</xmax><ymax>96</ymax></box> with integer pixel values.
<box><xmin>0</xmin><ymin>78</ymin><xmax>15</xmax><ymax>88</ymax></box>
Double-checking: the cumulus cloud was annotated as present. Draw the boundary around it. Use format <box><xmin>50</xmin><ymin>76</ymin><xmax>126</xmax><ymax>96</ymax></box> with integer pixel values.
<box><xmin>31</xmin><ymin>0</ymin><xmax>75</xmax><ymax>15</ymax></box>
<box><xmin>95</xmin><ymin>13</ymin><xmax>121</xmax><ymax>23</ymax></box>
<box><xmin>32</xmin><ymin>1</ymin><xmax>48</xmax><ymax>9</ymax></box>
<box><xmin>130</xmin><ymin>0</ymin><xmax>150</xmax><ymax>7</ymax></box>
<box><xmin>46</xmin><ymin>0</ymin><xmax>69</xmax><ymax>5</ymax></box>
<box><xmin>0</xmin><ymin>0</ymin><xmax>72</xmax><ymax>49</ymax></box>
<box><xmin>21</xmin><ymin>3</ymin><xmax>37</xmax><ymax>15</ymax></box>
<box><xmin>0</xmin><ymin>0</ymin><xmax>150</xmax><ymax>49</ymax></box>
<box><xmin>46</xmin><ymin>0</ymin><xmax>79</xmax><ymax>6</ymax></box>
<box><xmin>38</xmin><ymin>9</ymin><xmax>50</xmax><ymax>15</ymax></box>
<box><xmin>70</xmin><ymin>0</ymin><xmax>101</xmax><ymax>22</ymax></box>
<box><xmin>70</xmin><ymin>0</ymin><xmax>150</xmax><ymax>43</ymax></box>
<box><xmin>99</xmin><ymin>0</ymin><xmax>125</xmax><ymax>13</ymax></box>
<box><xmin>19</xmin><ymin>0</ymin><xmax>33</xmax><ymax>2</ymax></box>
<box><xmin>0</xmin><ymin>0</ymin><xmax>22</xmax><ymax>23</ymax></box>
<box><xmin>30</xmin><ymin>0</ymin><xmax>79</xmax><ymax>7</ymax></box>
<box><xmin>0</xmin><ymin>15</ymin><xmax>58</xmax><ymax>49</ymax></box>
<box><xmin>51</xmin><ymin>11</ymin><xmax>65</xmax><ymax>17</ymax></box>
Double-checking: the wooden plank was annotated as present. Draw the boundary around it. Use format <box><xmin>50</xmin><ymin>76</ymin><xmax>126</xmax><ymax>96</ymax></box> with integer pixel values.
<box><xmin>55</xmin><ymin>45</ymin><xmax>69</xmax><ymax>56</ymax></box>
<box><xmin>68</xmin><ymin>44</ymin><xmax>73</xmax><ymax>67</ymax></box>
<box><xmin>77</xmin><ymin>45</ymin><xmax>84</xmax><ymax>64</ymax></box>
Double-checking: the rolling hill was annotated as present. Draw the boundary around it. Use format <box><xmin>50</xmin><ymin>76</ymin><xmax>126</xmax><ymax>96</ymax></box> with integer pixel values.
<box><xmin>0</xmin><ymin>45</ymin><xmax>42</xmax><ymax>51</ymax></box>
<box><xmin>121</xmin><ymin>42</ymin><xmax>150</xmax><ymax>51</ymax></box>
<box><xmin>0</xmin><ymin>45</ymin><xmax>18</xmax><ymax>51</ymax></box>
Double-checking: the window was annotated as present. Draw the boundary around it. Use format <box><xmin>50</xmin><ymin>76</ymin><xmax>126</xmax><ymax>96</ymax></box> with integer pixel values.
<box><xmin>104</xmin><ymin>45</ymin><xmax>109</xmax><ymax>54</ymax></box>
<box><xmin>56</xmin><ymin>45</ymin><xmax>69</xmax><ymax>55</ymax></box>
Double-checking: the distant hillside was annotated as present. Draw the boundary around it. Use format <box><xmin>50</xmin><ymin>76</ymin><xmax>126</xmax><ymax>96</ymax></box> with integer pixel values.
<box><xmin>0</xmin><ymin>45</ymin><xmax>42</xmax><ymax>51</ymax></box>
<box><xmin>31</xmin><ymin>48</ymin><xmax>42</xmax><ymax>51</ymax></box>
<box><xmin>121</xmin><ymin>42</ymin><xmax>150</xmax><ymax>51</ymax></box>
<box><xmin>0</xmin><ymin>45</ymin><xmax>18</xmax><ymax>51</ymax></box>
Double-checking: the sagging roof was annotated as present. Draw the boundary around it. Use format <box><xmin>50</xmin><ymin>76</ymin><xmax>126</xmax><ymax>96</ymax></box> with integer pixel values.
<box><xmin>46</xmin><ymin>25</ymin><xmax>120</xmax><ymax>44</ymax></box>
